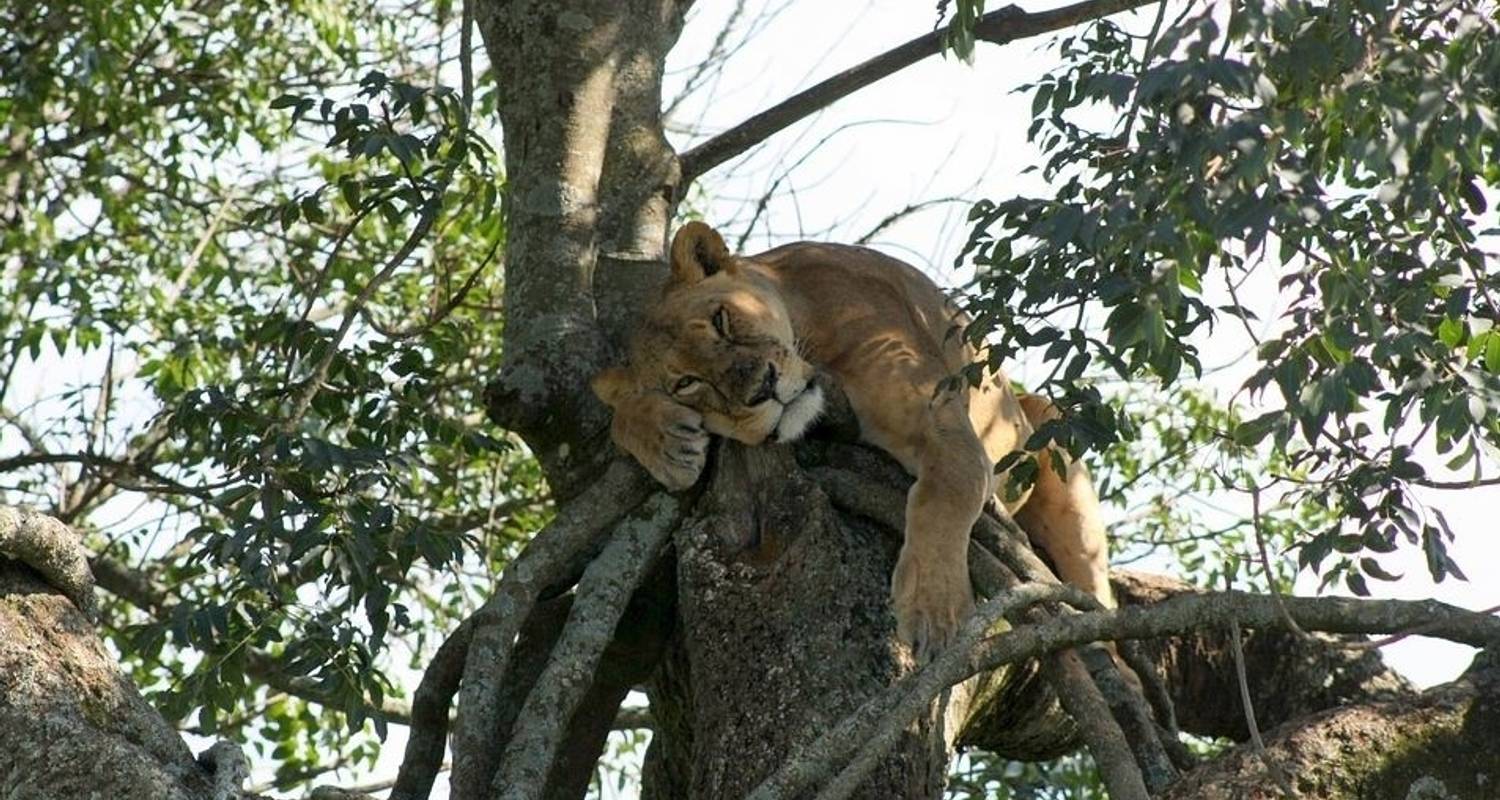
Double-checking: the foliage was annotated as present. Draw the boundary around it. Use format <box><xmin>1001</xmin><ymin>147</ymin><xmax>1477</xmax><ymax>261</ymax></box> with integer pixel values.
<box><xmin>937</xmin><ymin>0</ymin><xmax>991</xmax><ymax>63</ymax></box>
<box><xmin>955</xmin><ymin>0</ymin><xmax>1500</xmax><ymax>598</ymax></box>
<box><xmin>1</xmin><ymin>0</ymin><xmax>541</xmax><ymax>790</ymax></box>
<box><xmin>948</xmin><ymin>751</ymin><xmax>1107</xmax><ymax>800</ymax></box>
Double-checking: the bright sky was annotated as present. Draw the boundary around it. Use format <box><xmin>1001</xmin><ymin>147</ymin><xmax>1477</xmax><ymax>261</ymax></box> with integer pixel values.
<box><xmin>10</xmin><ymin>1</ymin><xmax>1496</xmax><ymax>797</ymax></box>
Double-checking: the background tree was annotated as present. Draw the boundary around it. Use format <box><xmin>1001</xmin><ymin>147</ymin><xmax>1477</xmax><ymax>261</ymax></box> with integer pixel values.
<box><xmin>1</xmin><ymin>1</ymin><xmax>1498</xmax><ymax>799</ymax></box>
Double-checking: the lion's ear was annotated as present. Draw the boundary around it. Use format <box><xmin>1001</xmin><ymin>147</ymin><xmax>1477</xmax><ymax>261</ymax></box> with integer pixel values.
<box><xmin>591</xmin><ymin>366</ymin><xmax>636</xmax><ymax>407</ymax></box>
<box><xmin>669</xmin><ymin>221</ymin><xmax>734</xmax><ymax>285</ymax></box>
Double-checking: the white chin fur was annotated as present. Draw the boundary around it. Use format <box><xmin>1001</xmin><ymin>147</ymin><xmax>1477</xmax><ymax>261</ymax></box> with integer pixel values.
<box><xmin>773</xmin><ymin>386</ymin><xmax>825</xmax><ymax>443</ymax></box>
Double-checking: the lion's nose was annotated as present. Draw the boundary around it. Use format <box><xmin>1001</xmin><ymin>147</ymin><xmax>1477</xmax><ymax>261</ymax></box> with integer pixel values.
<box><xmin>747</xmin><ymin>363</ymin><xmax>777</xmax><ymax>406</ymax></box>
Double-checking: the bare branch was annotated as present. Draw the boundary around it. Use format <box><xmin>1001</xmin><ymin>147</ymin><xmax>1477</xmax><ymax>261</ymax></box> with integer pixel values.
<box><xmin>390</xmin><ymin>617</ymin><xmax>475</xmax><ymax>800</ymax></box>
<box><xmin>799</xmin><ymin>584</ymin><xmax>1087</xmax><ymax>800</ymax></box>
<box><xmin>492</xmin><ymin>493</ymin><xmax>680</xmax><ymax>799</ymax></box>
<box><xmin>1045</xmin><ymin>649</ymin><xmax>1152</xmax><ymax>800</ymax></box>
<box><xmin>810</xmin><ymin>462</ymin><xmax>1155</xmax><ymax>798</ymax></box>
<box><xmin>447</xmin><ymin>459</ymin><xmax>656</xmax><ymax>800</ymax></box>
<box><xmin>677</xmin><ymin>0</ymin><xmax>1158</xmax><ymax>184</ymax></box>
<box><xmin>854</xmin><ymin>197</ymin><xmax>969</xmax><ymax>245</ymax></box>
<box><xmin>757</xmin><ymin>572</ymin><xmax>1500</xmax><ymax>800</ymax></box>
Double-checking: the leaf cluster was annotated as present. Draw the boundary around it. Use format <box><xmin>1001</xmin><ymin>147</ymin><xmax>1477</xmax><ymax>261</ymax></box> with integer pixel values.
<box><xmin>959</xmin><ymin>0</ymin><xmax>1500</xmax><ymax>591</ymax></box>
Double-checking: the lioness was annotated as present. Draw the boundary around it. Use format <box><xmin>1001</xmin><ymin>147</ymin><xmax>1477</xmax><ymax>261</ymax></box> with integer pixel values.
<box><xmin>592</xmin><ymin>222</ymin><xmax>1113</xmax><ymax>655</ymax></box>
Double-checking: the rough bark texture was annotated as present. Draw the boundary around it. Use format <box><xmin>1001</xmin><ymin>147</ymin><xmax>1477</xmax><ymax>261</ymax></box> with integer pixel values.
<box><xmin>1161</xmin><ymin>653</ymin><xmax>1500</xmax><ymax>800</ymax></box>
<box><xmin>477</xmin><ymin>0</ymin><xmax>687</xmax><ymax>499</ymax></box>
<box><xmin>1112</xmin><ymin>571</ymin><xmax>1414</xmax><ymax>741</ymax></box>
<box><xmin>0</xmin><ymin>558</ymin><xmax>219</xmax><ymax>800</ymax></box>
<box><xmin>643</xmin><ymin>442</ymin><xmax>948</xmax><ymax>799</ymax></box>
<box><xmin>9</xmin><ymin>1</ymin><xmax>1500</xmax><ymax>798</ymax></box>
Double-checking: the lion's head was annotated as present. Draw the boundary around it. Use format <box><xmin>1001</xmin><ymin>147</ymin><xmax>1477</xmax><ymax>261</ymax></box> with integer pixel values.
<box><xmin>593</xmin><ymin>222</ymin><xmax>822</xmax><ymax>446</ymax></box>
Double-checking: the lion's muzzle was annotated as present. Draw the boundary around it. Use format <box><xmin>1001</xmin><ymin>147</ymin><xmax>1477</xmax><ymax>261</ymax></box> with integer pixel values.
<box><xmin>747</xmin><ymin>363</ymin><xmax>778</xmax><ymax>406</ymax></box>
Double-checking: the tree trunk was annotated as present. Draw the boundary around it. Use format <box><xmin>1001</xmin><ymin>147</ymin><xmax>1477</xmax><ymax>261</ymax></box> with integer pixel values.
<box><xmin>0</xmin><ymin>558</ymin><xmax>226</xmax><ymax>800</ymax></box>
<box><xmin>642</xmin><ymin>443</ymin><xmax>949</xmax><ymax>798</ymax></box>
<box><xmin>477</xmin><ymin>0</ymin><xmax>686</xmax><ymax>499</ymax></box>
<box><xmin>463</xmin><ymin>3</ymin><xmax>1477</xmax><ymax>796</ymax></box>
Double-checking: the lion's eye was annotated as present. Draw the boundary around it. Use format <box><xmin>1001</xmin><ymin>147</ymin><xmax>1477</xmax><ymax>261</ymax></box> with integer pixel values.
<box><xmin>711</xmin><ymin>306</ymin><xmax>729</xmax><ymax>338</ymax></box>
<box><xmin>672</xmin><ymin>375</ymin><xmax>701</xmax><ymax>394</ymax></box>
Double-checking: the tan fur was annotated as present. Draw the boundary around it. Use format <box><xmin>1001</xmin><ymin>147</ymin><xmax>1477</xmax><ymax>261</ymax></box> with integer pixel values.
<box><xmin>593</xmin><ymin>222</ymin><xmax>1115</xmax><ymax>656</ymax></box>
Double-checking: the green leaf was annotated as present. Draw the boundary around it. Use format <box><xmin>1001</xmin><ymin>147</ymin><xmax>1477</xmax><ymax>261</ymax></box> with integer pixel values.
<box><xmin>1232</xmin><ymin>410</ymin><xmax>1282</xmax><ymax>447</ymax></box>
<box><xmin>1359</xmin><ymin>557</ymin><xmax>1402</xmax><ymax>582</ymax></box>
<box><xmin>1422</xmin><ymin>527</ymin><xmax>1450</xmax><ymax>582</ymax></box>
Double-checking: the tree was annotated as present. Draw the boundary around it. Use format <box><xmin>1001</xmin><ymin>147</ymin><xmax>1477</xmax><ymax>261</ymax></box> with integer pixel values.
<box><xmin>1</xmin><ymin>1</ymin><xmax>1498</xmax><ymax>799</ymax></box>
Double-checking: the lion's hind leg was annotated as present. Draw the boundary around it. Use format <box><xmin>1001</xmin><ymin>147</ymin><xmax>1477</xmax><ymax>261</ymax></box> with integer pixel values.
<box><xmin>1011</xmin><ymin>394</ymin><xmax>1115</xmax><ymax>609</ymax></box>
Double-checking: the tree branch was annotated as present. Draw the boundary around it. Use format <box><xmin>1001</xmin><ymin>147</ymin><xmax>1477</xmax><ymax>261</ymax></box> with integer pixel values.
<box><xmin>793</xmin><ymin>585</ymin><xmax>1090</xmax><ymax>800</ymax></box>
<box><xmin>809</xmin><ymin>462</ymin><xmax>1154</xmax><ymax>798</ymax></box>
<box><xmin>390</xmin><ymin>617</ymin><xmax>475</xmax><ymax>800</ymax></box>
<box><xmin>492</xmin><ymin>494</ymin><xmax>681</xmax><ymax>799</ymax></box>
<box><xmin>447</xmin><ymin>459</ymin><xmax>656</xmax><ymax>800</ymax></box>
<box><xmin>0</xmin><ymin>505</ymin><xmax>97</xmax><ymax>620</ymax></box>
<box><xmin>677</xmin><ymin>0</ymin><xmax>1157</xmax><ymax>184</ymax></box>
<box><xmin>755</xmin><ymin>577</ymin><xmax>1499</xmax><ymax>800</ymax></box>
<box><xmin>968</xmin><ymin>506</ymin><xmax>1177</xmax><ymax>791</ymax></box>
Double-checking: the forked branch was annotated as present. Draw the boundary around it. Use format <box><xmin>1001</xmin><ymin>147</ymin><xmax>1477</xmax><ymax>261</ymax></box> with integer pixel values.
<box><xmin>444</xmin><ymin>459</ymin><xmax>656</xmax><ymax>800</ymax></box>
<box><xmin>492</xmin><ymin>494</ymin><xmax>681</xmax><ymax>798</ymax></box>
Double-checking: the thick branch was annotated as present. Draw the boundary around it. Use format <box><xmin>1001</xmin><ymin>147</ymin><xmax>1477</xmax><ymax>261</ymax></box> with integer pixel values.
<box><xmin>0</xmin><ymin>505</ymin><xmax>97</xmax><ymax>620</ymax></box>
<box><xmin>448</xmin><ymin>459</ymin><xmax>655</xmax><ymax>800</ymax></box>
<box><xmin>968</xmin><ymin>593</ymin><xmax>1500</xmax><ymax>673</ymax></box>
<box><xmin>492</xmin><ymin>494</ymin><xmax>680</xmax><ymax>799</ymax></box>
<box><xmin>389</xmin><ymin>617</ymin><xmax>475</xmax><ymax>800</ymax></box>
<box><xmin>1109</xmin><ymin>571</ymin><xmax>1413</xmax><ymax>742</ymax></box>
<box><xmin>677</xmin><ymin>0</ymin><xmax>1157</xmax><ymax>183</ymax></box>
<box><xmin>756</xmin><ymin>582</ymin><xmax>1498</xmax><ymax>800</ymax></box>
<box><xmin>812</xmin><ymin>460</ymin><xmax>1168</xmax><ymax>792</ymax></box>
<box><xmin>1160</xmin><ymin>654</ymin><xmax>1500</xmax><ymax>800</ymax></box>
<box><xmin>745</xmin><ymin>583</ymin><xmax>1079</xmax><ymax>800</ymax></box>
<box><xmin>968</xmin><ymin>508</ymin><xmax>1177</xmax><ymax>790</ymax></box>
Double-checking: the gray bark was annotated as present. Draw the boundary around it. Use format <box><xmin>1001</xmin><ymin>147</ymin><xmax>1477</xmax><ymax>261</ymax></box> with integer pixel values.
<box><xmin>643</xmin><ymin>443</ymin><xmax>948</xmax><ymax>799</ymax></box>
<box><xmin>1160</xmin><ymin>653</ymin><xmax>1500</xmax><ymax>800</ymax></box>
<box><xmin>477</xmin><ymin>0</ymin><xmax>687</xmax><ymax>499</ymax></box>
<box><xmin>0</xmin><ymin>557</ymin><xmax>221</xmax><ymax>800</ymax></box>
<box><xmin>459</xmin><ymin>3</ymin><xmax>1470</xmax><ymax>793</ymax></box>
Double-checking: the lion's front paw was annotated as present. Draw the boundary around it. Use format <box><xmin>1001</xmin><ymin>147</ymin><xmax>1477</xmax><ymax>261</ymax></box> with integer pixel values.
<box><xmin>891</xmin><ymin>546</ymin><xmax>975</xmax><ymax>662</ymax></box>
<box><xmin>613</xmin><ymin>397</ymin><xmax>709</xmax><ymax>491</ymax></box>
<box><xmin>647</xmin><ymin>404</ymin><xmax>710</xmax><ymax>490</ymax></box>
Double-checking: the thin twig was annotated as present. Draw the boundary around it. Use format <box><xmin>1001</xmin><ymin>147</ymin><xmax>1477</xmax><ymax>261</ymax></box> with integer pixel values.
<box><xmin>361</xmin><ymin>232</ymin><xmax>499</xmax><ymax>340</ymax></box>
<box><xmin>1251</xmin><ymin>485</ymin><xmax>1309</xmax><ymax>637</ymax></box>
<box><xmin>1227</xmin><ymin>597</ymin><xmax>1298</xmax><ymax>799</ymax></box>
<box><xmin>854</xmin><ymin>197</ymin><xmax>968</xmax><ymax>245</ymax></box>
